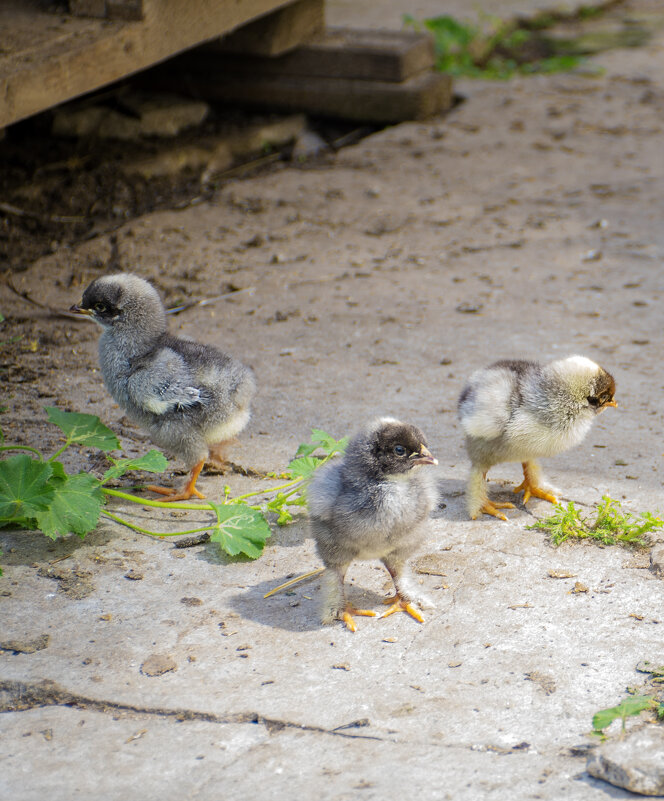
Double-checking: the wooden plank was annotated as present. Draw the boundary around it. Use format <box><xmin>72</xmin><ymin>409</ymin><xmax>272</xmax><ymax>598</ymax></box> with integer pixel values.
<box><xmin>0</xmin><ymin>0</ymin><xmax>297</xmax><ymax>129</ymax></box>
<box><xmin>218</xmin><ymin>0</ymin><xmax>324</xmax><ymax>56</ymax></box>
<box><xmin>69</xmin><ymin>0</ymin><xmax>108</xmax><ymax>17</ymax></box>
<box><xmin>69</xmin><ymin>1</ymin><xmax>144</xmax><ymax>21</ymax></box>
<box><xmin>158</xmin><ymin>69</ymin><xmax>453</xmax><ymax>123</ymax></box>
<box><xmin>106</xmin><ymin>1</ymin><xmax>144</xmax><ymax>21</ymax></box>
<box><xmin>200</xmin><ymin>27</ymin><xmax>435</xmax><ymax>83</ymax></box>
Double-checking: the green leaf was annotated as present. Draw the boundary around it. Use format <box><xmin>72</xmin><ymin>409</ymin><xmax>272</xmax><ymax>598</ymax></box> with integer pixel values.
<box><xmin>286</xmin><ymin>456</ymin><xmax>322</xmax><ymax>480</ymax></box>
<box><xmin>208</xmin><ymin>503</ymin><xmax>271</xmax><ymax>558</ymax></box>
<box><xmin>295</xmin><ymin>428</ymin><xmax>348</xmax><ymax>458</ymax></box>
<box><xmin>34</xmin><ymin>464</ymin><xmax>103</xmax><ymax>540</ymax></box>
<box><xmin>0</xmin><ymin>455</ymin><xmax>54</xmax><ymax>524</ymax></box>
<box><xmin>310</xmin><ymin>429</ymin><xmax>349</xmax><ymax>455</ymax></box>
<box><xmin>102</xmin><ymin>449</ymin><xmax>168</xmax><ymax>482</ymax></box>
<box><xmin>592</xmin><ymin>696</ymin><xmax>655</xmax><ymax>732</ymax></box>
<box><xmin>46</xmin><ymin>407</ymin><xmax>120</xmax><ymax>452</ymax></box>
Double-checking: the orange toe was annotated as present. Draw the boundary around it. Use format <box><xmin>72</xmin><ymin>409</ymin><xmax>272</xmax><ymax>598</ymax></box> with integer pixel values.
<box><xmin>382</xmin><ymin>597</ymin><xmax>424</xmax><ymax>623</ymax></box>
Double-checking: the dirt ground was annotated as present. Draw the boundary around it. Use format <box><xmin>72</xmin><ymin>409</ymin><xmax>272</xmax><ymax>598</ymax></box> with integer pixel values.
<box><xmin>2</xmin><ymin>1</ymin><xmax>664</xmax><ymax>799</ymax></box>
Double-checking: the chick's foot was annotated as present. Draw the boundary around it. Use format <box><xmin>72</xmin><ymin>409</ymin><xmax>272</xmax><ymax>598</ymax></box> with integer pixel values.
<box><xmin>341</xmin><ymin>606</ymin><xmax>377</xmax><ymax>632</ymax></box>
<box><xmin>514</xmin><ymin>462</ymin><xmax>557</xmax><ymax>505</ymax></box>
<box><xmin>147</xmin><ymin>460</ymin><xmax>206</xmax><ymax>501</ymax></box>
<box><xmin>146</xmin><ymin>484</ymin><xmax>206</xmax><ymax>501</ymax></box>
<box><xmin>382</xmin><ymin>596</ymin><xmax>425</xmax><ymax>623</ymax></box>
<box><xmin>474</xmin><ymin>499</ymin><xmax>515</xmax><ymax>522</ymax></box>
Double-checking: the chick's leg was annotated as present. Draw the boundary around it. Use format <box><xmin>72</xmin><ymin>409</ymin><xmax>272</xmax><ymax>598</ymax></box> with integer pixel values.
<box><xmin>381</xmin><ymin>556</ymin><xmax>434</xmax><ymax>624</ymax></box>
<box><xmin>147</xmin><ymin>460</ymin><xmax>206</xmax><ymax>501</ymax></box>
<box><xmin>320</xmin><ymin>567</ymin><xmax>376</xmax><ymax>632</ymax></box>
<box><xmin>513</xmin><ymin>461</ymin><xmax>557</xmax><ymax>505</ymax></box>
<box><xmin>467</xmin><ymin>466</ymin><xmax>514</xmax><ymax>522</ymax></box>
<box><xmin>207</xmin><ymin>441</ymin><xmax>231</xmax><ymax>472</ymax></box>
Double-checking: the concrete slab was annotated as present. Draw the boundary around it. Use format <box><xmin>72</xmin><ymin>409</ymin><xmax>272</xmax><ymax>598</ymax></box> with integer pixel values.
<box><xmin>2</xmin><ymin>1</ymin><xmax>664</xmax><ymax>798</ymax></box>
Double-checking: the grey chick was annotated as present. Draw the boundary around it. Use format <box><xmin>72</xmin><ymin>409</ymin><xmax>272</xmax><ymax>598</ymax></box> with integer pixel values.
<box><xmin>71</xmin><ymin>273</ymin><xmax>255</xmax><ymax>501</ymax></box>
<box><xmin>458</xmin><ymin>355</ymin><xmax>617</xmax><ymax>521</ymax></box>
<box><xmin>308</xmin><ymin>418</ymin><xmax>438</xmax><ymax>632</ymax></box>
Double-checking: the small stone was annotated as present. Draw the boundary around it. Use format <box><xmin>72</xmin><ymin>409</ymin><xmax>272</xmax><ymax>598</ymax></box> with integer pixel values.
<box><xmin>180</xmin><ymin>597</ymin><xmax>203</xmax><ymax>607</ymax></box>
<box><xmin>124</xmin><ymin>570</ymin><xmax>144</xmax><ymax>581</ymax></box>
<box><xmin>0</xmin><ymin>634</ymin><xmax>50</xmax><ymax>654</ymax></box>
<box><xmin>455</xmin><ymin>302</ymin><xmax>483</xmax><ymax>314</ymax></box>
<box><xmin>587</xmin><ymin>726</ymin><xmax>664</xmax><ymax>795</ymax></box>
<box><xmin>52</xmin><ymin>93</ymin><xmax>209</xmax><ymax>140</ymax></box>
<box><xmin>332</xmin><ymin>663</ymin><xmax>351</xmax><ymax>671</ymax></box>
<box><xmin>650</xmin><ymin>545</ymin><xmax>664</xmax><ymax>579</ymax></box>
<box><xmin>292</xmin><ymin>129</ymin><xmax>329</xmax><ymax>160</ymax></box>
<box><xmin>571</xmin><ymin>582</ymin><xmax>589</xmax><ymax>594</ymax></box>
<box><xmin>547</xmin><ymin>570</ymin><xmax>577</xmax><ymax>579</ymax></box>
<box><xmin>141</xmin><ymin>654</ymin><xmax>177</xmax><ymax>677</ymax></box>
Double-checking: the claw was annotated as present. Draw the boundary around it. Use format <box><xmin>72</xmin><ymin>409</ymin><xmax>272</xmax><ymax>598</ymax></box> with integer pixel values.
<box><xmin>341</xmin><ymin>606</ymin><xmax>376</xmax><ymax>632</ymax></box>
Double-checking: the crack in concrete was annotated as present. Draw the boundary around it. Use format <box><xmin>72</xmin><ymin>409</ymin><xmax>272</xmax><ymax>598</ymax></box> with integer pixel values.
<box><xmin>0</xmin><ymin>679</ymin><xmax>387</xmax><ymax>742</ymax></box>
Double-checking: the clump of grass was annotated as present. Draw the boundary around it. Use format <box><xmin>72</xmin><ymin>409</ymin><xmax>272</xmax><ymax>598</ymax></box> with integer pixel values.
<box><xmin>528</xmin><ymin>496</ymin><xmax>663</xmax><ymax>547</ymax></box>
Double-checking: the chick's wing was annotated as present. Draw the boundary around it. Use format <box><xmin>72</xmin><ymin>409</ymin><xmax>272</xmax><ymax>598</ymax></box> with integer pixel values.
<box><xmin>127</xmin><ymin>347</ymin><xmax>202</xmax><ymax>415</ymax></box>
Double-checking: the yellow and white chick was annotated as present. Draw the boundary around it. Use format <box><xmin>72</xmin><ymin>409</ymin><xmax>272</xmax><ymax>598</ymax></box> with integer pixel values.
<box><xmin>458</xmin><ymin>356</ymin><xmax>616</xmax><ymax>521</ymax></box>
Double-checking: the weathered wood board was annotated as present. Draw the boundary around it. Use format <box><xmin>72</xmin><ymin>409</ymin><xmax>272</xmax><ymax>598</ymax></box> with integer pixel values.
<box><xmin>156</xmin><ymin>68</ymin><xmax>453</xmax><ymax>123</ymax></box>
<box><xmin>202</xmin><ymin>27</ymin><xmax>436</xmax><ymax>82</ymax></box>
<box><xmin>218</xmin><ymin>0</ymin><xmax>325</xmax><ymax>57</ymax></box>
<box><xmin>0</xmin><ymin>0</ymin><xmax>306</xmax><ymax>129</ymax></box>
<box><xmin>152</xmin><ymin>27</ymin><xmax>450</xmax><ymax>123</ymax></box>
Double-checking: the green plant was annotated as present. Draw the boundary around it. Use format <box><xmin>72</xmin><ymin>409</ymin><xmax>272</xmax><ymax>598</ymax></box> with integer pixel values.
<box><xmin>592</xmin><ymin>661</ymin><xmax>664</xmax><ymax>738</ymax></box>
<box><xmin>0</xmin><ymin>312</ymin><xmax>22</xmax><ymax>348</ymax></box>
<box><xmin>527</xmin><ymin>496</ymin><xmax>662</xmax><ymax>547</ymax></box>
<box><xmin>0</xmin><ymin>409</ymin><xmax>346</xmax><ymax>560</ymax></box>
<box><xmin>592</xmin><ymin>695</ymin><xmax>662</xmax><ymax>737</ymax></box>
<box><xmin>403</xmin><ymin>12</ymin><xmax>585</xmax><ymax>79</ymax></box>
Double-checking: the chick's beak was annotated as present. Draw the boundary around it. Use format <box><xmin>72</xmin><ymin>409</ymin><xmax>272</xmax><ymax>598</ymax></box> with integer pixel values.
<box><xmin>69</xmin><ymin>304</ymin><xmax>94</xmax><ymax>316</ymax></box>
<box><xmin>410</xmin><ymin>445</ymin><xmax>438</xmax><ymax>466</ymax></box>
<box><xmin>604</xmin><ymin>400</ymin><xmax>618</xmax><ymax>408</ymax></box>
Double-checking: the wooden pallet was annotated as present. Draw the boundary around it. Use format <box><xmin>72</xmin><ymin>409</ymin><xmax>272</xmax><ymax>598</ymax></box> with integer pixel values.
<box><xmin>0</xmin><ymin>0</ymin><xmax>320</xmax><ymax>129</ymax></box>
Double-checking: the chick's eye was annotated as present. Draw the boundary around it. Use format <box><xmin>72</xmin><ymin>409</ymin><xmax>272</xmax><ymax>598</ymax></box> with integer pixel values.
<box><xmin>94</xmin><ymin>302</ymin><xmax>107</xmax><ymax>313</ymax></box>
<box><xmin>393</xmin><ymin>444</ymin><xmax>406</xmax><ymax>456</ymax></box>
